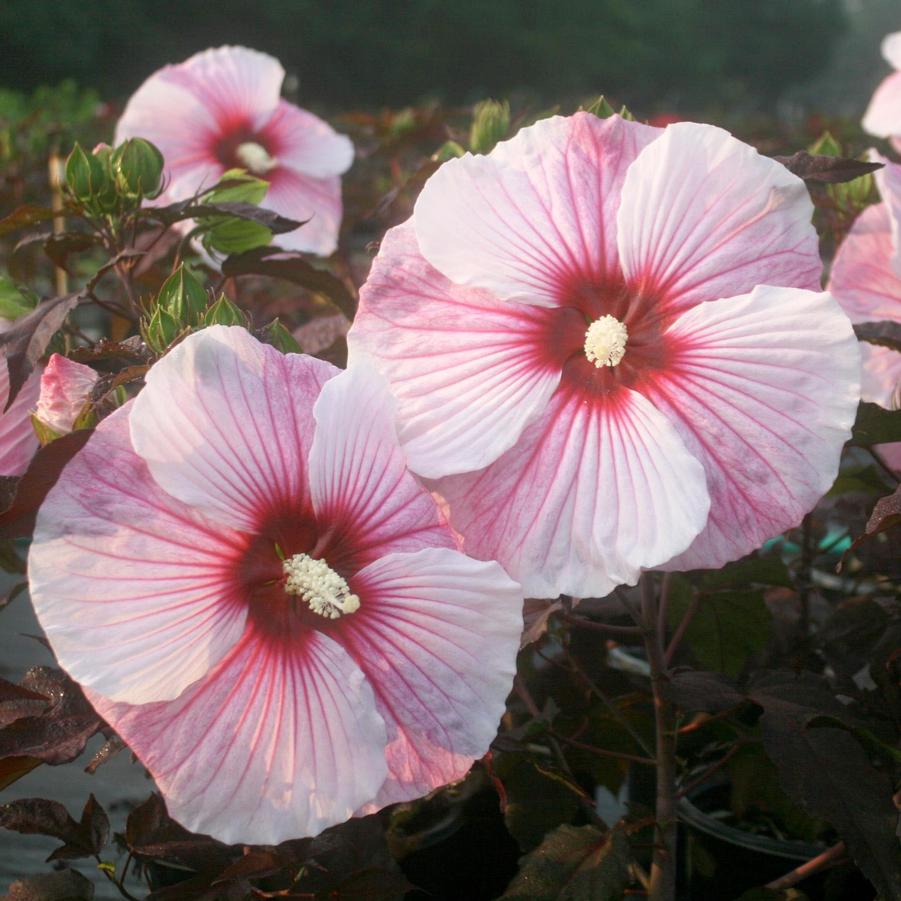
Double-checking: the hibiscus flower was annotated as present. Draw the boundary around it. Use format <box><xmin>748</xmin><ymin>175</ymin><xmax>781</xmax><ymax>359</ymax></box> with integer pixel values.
<box><xmin>828</xmin><ymin>152</ymin><xmax>901</xmax><ymax>469</ymax></box>
<box><xmin>28</xmin><ymin>326</ymin><xmax>522</xmax><ymax>843</ymax></box>
<box><xmin>34</xmin><ymin>354</ymin><xmax>99</xmax><ymax>436</ymax></box>
<box><xmin>0</xmin><ymin>362</ymin><xmax>39</xmax><ymax>476</ymax></box>
<box><xmin>863</xmin><ymin>32</ymin><xmax>901</xmax><ymax>152</ymax></box>
<box><xmin>115</xmin><ymin>46</ymin><xmax>354</xmax><ymax>255</ymax></box>
<box><xmin>348</xmin><ymin>113</ymin><xmax>860</xmax><ymax>598</ymax></box>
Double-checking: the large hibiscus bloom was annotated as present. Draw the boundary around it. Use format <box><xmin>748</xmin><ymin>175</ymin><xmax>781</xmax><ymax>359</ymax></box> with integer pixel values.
<box><xmin>348</xmin><ymin>113</ymin><xmax>860</xmax><ymax>598</ymax></box>
<box><xmin>829</xmin><ymin>153</ymin><xmax>901</xmax><ymax>468</ymax></box>
<box><xmin>28</xmin><ymin>327</ymin><xmax>522</xmax><ymax>844</ymax></box>
<box><xmin>863</xmin><ymin>32</ymin><xmax>901</xmax><ymax>152</ymax></box>
<box><xmin>115</xmin><ymin>46</ymin><xmax>353</xmax><ymax>255</ymax></box>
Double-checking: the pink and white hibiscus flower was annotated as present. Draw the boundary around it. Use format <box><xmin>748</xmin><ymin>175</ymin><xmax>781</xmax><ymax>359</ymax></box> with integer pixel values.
<box><xmin>863</xmin><ymin>33</ymin><xmax>901</xmax><ymax>152</ymax></box>
<box><xmin>34</xmin><ymin>354</ymin><xmax>99</xmax><ymax>436</ymax></box>
<box><xmin>28</xmin><ymin>326</ymin><xmax>522</xmax><ymax>844</ymax></box>
<box><xmin>116</xmin><ymin>46</ymin><xmax>353</xmax><ymax>255</ymax></box>
<box><xmin>828</xmin><ymin>153</ymin><xmax>901</xmax><ymax>469</ymax></box>
<box><xmin>348</xmin><ymin>113</ymin><xmax>861</xmax><ymax>598</ymax></box>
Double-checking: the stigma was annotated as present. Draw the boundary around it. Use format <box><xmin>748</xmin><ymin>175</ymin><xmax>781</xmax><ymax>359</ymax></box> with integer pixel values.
<box><xmin>282</xmin><ymin>553</ymin><xmax>360</xmax><ymax>619</ymax></box>
<box><xmin>584</xmin><ymin>315</ymin><xmax>628</xmax><ymax>368</ymax></box>
<box><xmin>235</xmin><ymin>142</ymin><xmax>278</xmax><ymax>176</ymax></box>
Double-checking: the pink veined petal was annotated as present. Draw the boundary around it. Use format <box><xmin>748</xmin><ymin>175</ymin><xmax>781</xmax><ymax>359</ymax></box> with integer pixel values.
<box><xmin>34</xmin><ymin>354</ymin><xmax>99</xmax><ymax>435</ymax></box>
<box><xmin>828</xmin><ymin>202</ymin><xmax>901</xmax><ymax>323</ymax></box>
<box><xmin>617</xmin><ymin>122</ymin><xmax>821</xmax><ymax>313</ymax></box>
<box><xmin>260</xmin><ymin>99</ymin><xmax>354</xmax><ymax>178</ymax></box>
<box><xmin>650</xmin><ymin>285</ymin><xmax>860</xmax><ymax>572</ymax></box>
<box><xmin>435</xmin><ymin>387</ymin><xmax>710</xmax><ymax>599</ymax></box>
<box><xmin>0</xmin><ymin>363</ymin><xmax>40</xmax><ymax>476</ymax></box>
<box><xmin>338</xmin><ymin>547</ymin><xmax>522</xmax><ymax>807</ymax></box>
<box><xmin>130</xmin><ymin>326</ymin><xmax>337</xmax><ymax>533</ymax></box>
<box><xmin>871</xmin><ymin>152</ymin><xmax>901</xmax><ymax>275</ymax></box>
<box><xmin>860</xmin><ymin>342</ymin><xmax>901</xmax><ymax>409</ymax></box>
<box><xmin>265</xmin><ymin>168</ymin><xmax>343</xmax><ymax>256</ymax></box>
<box><xmin>862</xmin><ymin>71</ymin><xmax>901</xmax><ymax>142</ymax></box>
<box><xmin>88</xmin><ymin>628</ymin><xmax>388</xmax><ymax>845</ymax></box>
<box><xmin>347</xmin><ymin>221</ymin><xmax>562</xmax><ymax>478</ymax></box>
<box><xmin>413</xmin><ymin>113</ymin><xmax>659</xmax><ymax>306</ymax></box>
<box><xmin>309</xmin><ymin>361</ymin><xmax>455</xmax><ymax>569</ymax></box>
<box><xmin>28</xmin><ymin>403</ymin><xmax>249</xmax><ymax>704</ymax></box>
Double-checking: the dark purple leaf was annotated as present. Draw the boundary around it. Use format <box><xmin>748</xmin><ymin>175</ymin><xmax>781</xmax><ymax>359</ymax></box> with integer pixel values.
<box><xmin>1</xmin><ymin>869</ymin><xmax>94</xmax><ymax>901</ymax></box>
<box><xmin>0</xmin><ymin>677</ymin><xmax>48</xmax><ymax>728</ymax></box>
<box><xmin>851</xmin><ymin>402</ymin><xmax>901</xmax><ymax>446</ymax></box>
<box><xmin>0</xmin><ymin>205</ymin><xmax>56</xmax><ymax>239</ymax></box>
<box><xmin>221</xmin><ymin>247</ymin><xmax>357</xmax><ymax>319</ymax></box>
<box><xmin>83</xmin><ymin>736</ymin><xmax>125</xmax><ymax>774</ymax></box>
<box><xmin>667</xmin><ymin>669</ymin><xmax>748</xmax><ymax>714</ymax></box>
<box><xmin>0</xmin><ymin>293</ymin><xmax>81</xmax><ymax>409</ymax></box>
<box><xmin>0</xmin><ymin>429</ymin><xmax>93</xmax><ymax>540</ymax></box>
<box><xmin>854</xmin><ymin>320</ymin><xmax>901</xmax><ymax>352</ymax></box>
<box><xmin>43</xmin><ymin>234</ymin><xmax>102</xmax><ymax>274</ymax></box>
<box><xmin>151</xmin><ymin>199</ymin><xmax>303</xmax><ymax>235</ymax></box>
<box><xmin>0</xmin><ymin>668</ymin><xmax>103</xmax><ymax>766</ymax></box>
<box><xmin>775</xmin><ymin>151</ymin><xmax>883</xmax><ymax>184</ymax></box>
<box><xmin>842</xmin><ymin>484</ymin><xmax>901</xmax><ymax>565</ymax></box>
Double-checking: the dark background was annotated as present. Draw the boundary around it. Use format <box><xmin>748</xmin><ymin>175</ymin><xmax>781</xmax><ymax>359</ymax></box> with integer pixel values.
<box><xmin>0</xmin><ymin>0</ymin><xmax>898</xmax><ymax>117</ymax></box>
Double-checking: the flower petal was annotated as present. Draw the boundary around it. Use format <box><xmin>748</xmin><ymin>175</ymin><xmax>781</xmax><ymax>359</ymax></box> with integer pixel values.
<box><xmin>650</xmin><ymin>286</ymin><xmax>860</xmax><ymax>572</ymax></box>
<box><xmin>413</xmin><ymin>113</ymin><xmax>659</xmax><ymax>306</ymax></box>
<box><xmin>265</xmin><ymin>168</ymin><xmax>343</xmax><ymax>256</ymax></box>
<box><xmin>617</xmin><ymin>122</ymin><xmax>820</xmax><ymax>313</ymax></box>
<box><xmin>309</xmin><ymin>362</ymin><xmax>454</xmax><ymax>569</ymax></box>
<box><xmin>883</xmin><ymin>32</ymin><xmax>901</xmax><ymax>68</ymax></box>
<box><xmin>435</xmin><ymin>387</ymin><xmax>710</xmax><ymax>599</ymax></box>
<box><xmin>130</xmin><ymin>326</ymin><xmax>336</xmax><ymax>532</ymax></box>
<box><xmin>860</xmin><ymin>342</ymin><xmax>901</xmax><ymax>409</ymax></box>
<box><xmin>88</xmin><ymin>628</ymin><xmax>388</xmax><ymax>844</ymax></box>
<box><xmin>340</xmin><ymin>547</ymin><xmax>521</xmax><ymax>806</ymax></box>
<box><xmin>28</xmin><ymin>404</ymin><xmax>248</xmax><ymax>704</ymax></box>
<box><xmin>348</xmin><ymin>221</ymin><xmax>562</xmax><ymax>478</ymax></box>
<box><xmin>261</xmin><ymin>100</ymin><xmax>353</xmax><ymax>178</ymax></box>
<box><xmin>0</xmin><ymin>363</ymin><xmax>40</xmax><ymax>476</ymax></box>
<box><xmin>828</xmin><ymin>202</ymin><xmax>901</xmax><ymax>324</ymax></box>
<box><xmin>35</xmin><ymin>354</ymin><xmax>99</xmax><ymax>435</ymax></box>
<box><xmin>864</xmin><ymin>72</ymin><xmax>901</xmax><ymax>142</ymax></box>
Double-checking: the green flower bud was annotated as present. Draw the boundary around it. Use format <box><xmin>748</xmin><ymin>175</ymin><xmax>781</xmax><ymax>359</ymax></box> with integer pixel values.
<box><xmin>65</xmin><ymin>142</ymin><xmax>107</xmax><ymax>204</ymax></box>
<box><xmin>113</xmin><ymin>138</ymin><xmax>165</xmax><ymax>199</ymax></box>
<box><xmin>143</xmin><ymin>306</ymin><xmax>183</xmax><ymax>354</ymax></box>
<box><xmin>432</xmin><ymin>140</ymin><xmax>466</xmax><ymax>163</ymax></box>
<box><xmin>203</xmin><ymin>295</ymin><xmax>247</xmax><ymax>328</ymax></box>
<box><xmin>582</xmin><ymin>95</ymin><xmax>617</xmax><ymax>119</ymax></box>
<box><xmin>259</xmin><ymin>318</ymin><xmax>300</xmax><ymax>353</ymax></box>
<box><xmin>470</xmin><ymin>99</ymin><xmax>510</xmax><ymax>155</ymax></box>
<box><xmin>157</xmin><ymin>265</ymin><xmax>208</xmax><ymax>326</ymax></box>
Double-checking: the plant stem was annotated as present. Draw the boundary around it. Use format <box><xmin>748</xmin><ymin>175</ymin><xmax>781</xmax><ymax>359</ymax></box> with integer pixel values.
<box><xmin>639</xmin><ymin>577</ymin><xmax>677</xmax><ymax>901</ymax></box>
<box><xmin>764</xmin><ymin>841</ymin><xmax>847</xmax><ymax>890</ymax></box>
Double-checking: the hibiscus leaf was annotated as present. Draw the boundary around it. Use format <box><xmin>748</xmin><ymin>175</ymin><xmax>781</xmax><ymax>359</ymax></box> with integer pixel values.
<box><xmin>0</xmin><ymin>205</ymin><xmax>56</xmax><ymax>238</ymax></box>
<box><xmin>152</xmin><ymin>199</ymin><xmax>303</xmax><ymax>235</ymax></box>
<box><xmin>854</xmin><ymin>321</ymin><xmax>901</xmax><ymax>352</ymax></box>
<box><xmin>851</xmin><ymin>402</ymin><xmax>901</xmax><ymax>445</ymax></box>
<box><xmin>0</xmin><ymin>668</ymin><xmax>103</xmax><ymax>766</ymax></box>
<box><xmin>748</xmin><ymin>672</ymin><xmax>901</xmax><ymax>901</ymax></box>
<box><xmin>501</xmin><ymin>824</ymin><xmax>632</xmax><ymax>900</ymax></box>
<box><xmin>667</xmin><ymin>590</ymin><xmax>772</xmax><ymax>677</ymax></box>
<box><xmin>841</xmin><ymin>484</ymin><xmax>901</xmax><ymax>565</ymax></box>
<box><xmin>221</xmin><ymin>247</ymin><xmax>357</xmax><ymax>319</ymax></box>
<box><xmin>0</xmin><ymin>293</ymin><xmax>81</xmax><ymax>410</ymax></box>
<box><xmin>0</xmin><ymin>430</ymin><xmax>93</xmax><ymax>540</ymax></box>
<box><xmin>774</xmin><ymin>151</ymin><xmax>883</xmax><ymax>184</ymax></box>
<box><xmin>0</xmin><ymin>868</ymin><xmax>94</xmax><ymax>901</ymax></box>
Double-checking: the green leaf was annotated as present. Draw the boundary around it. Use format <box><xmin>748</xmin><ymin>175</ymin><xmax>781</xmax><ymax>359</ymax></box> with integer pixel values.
<box><xmin>202</xmin><ymin>217</ymin><xmax>272</xmax><ymax>256</ymax></box>
<box><xmin>203</xmin><ymin>168</ymin><xmax>269</xmax><ymax>206</ymax></box>
<box><xmin>502</xmin><ymin>824</ymin><xmax>631</xmax><ymax>900</ymax></box>
<box><xmin>0</xmin><ymin>276</ymin><xmax>35</xmax><ymax>321</ymax></box>
<box><xmin>667</xmin><ymin>590</ymin><xmax>772</xmax><ymax>677</ymax></box>
<box><xmin>851</xmin><ymin>402</ymin><xmax>901</xmax><ymax>445</ymax></box>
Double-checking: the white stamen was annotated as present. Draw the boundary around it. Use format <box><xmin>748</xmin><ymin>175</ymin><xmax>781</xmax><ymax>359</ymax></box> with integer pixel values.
<box><xmin>282</xmin><ymin>553</ymin><xmax>360</xmax><ymax>620</ymax></box>
<box><xmin>235</xmin><ymin>141</ymin><xmax>278</xmax><ymax>175</ymax></box>
<box><xmin>584</xmin><ymin>315</ymin><xmax>628</xmax><ymax>368</ymax></box>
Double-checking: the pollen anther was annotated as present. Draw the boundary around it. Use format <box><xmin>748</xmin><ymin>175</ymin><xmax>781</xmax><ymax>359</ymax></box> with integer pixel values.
<box><xmin>282</xmin><ymin>553</ymin><xmax>360</xmax><ymax>619</ymax></box>
<box><xmin>236</xmin><ymin>141</ymin><xmax>278</xmax><ymax>175</ymax></box>
<box><xmin>584</xmin><ymin>315</ymin><xmax>628</xmax><ymax>368</ymax></box>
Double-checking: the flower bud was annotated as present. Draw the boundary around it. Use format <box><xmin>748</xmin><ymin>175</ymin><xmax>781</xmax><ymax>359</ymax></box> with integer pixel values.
<box><xmin>203</xmin><ymin>295</ymin><xmax>247</xmax><ymax>328</ymax></box>
<box><xmin>469</xmin><ymin>99</ymin><xmax>510</xmax><ymax>155</ymax></box>
<box><xmin>65</xmin><ymin>142</ymin><xmax>107</xmax><ymax>204</ymax></box>
<box><xmin>34</xmin><ymin>354</ymin><xmax>99</xmax><ymax>437</ymax></box>
<box><xmin>144</xmin><ymin>306</ymin><xmax>183</xmax><ymax>354</ymax></box>
<box><xmin>157</xmin><ymin>265</ymin><xmax>208</xmax><ymax>326</ymax></box>
<box><xmin>113</xmin><ymin>138</ymin><xmax>165</xmax><ymax>199</ymax></box>
<box><xmin>259</xmin><ymin>318</ymin><xmax>300</xmax><ymax>353</ymax></box>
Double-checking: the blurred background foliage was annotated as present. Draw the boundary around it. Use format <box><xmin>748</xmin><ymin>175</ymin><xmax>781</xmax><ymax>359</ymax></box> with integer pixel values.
<box><xmin>0</xmin><ymin>0</ymin><xmax>895</xmax><ymax>116</ymax></box>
